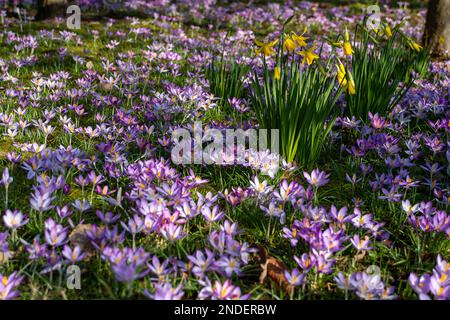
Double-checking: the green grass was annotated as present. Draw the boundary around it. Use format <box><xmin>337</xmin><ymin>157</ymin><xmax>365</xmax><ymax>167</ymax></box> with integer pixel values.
<box><xmin>0</xmin><ymin>4</ymin><xmax>447</xmax><ymax>301</ymax></box>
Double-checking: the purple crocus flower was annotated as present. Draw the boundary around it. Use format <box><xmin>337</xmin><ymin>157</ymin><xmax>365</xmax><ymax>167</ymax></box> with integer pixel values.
<box><xmin>350</xmin><ymin>235</ymin><xmax>372</xmax><ymax>252</ymax></box>
<box><xmin>260</xmin><ymin>201</ymin><xmax>286</xmax><ymax>224</ymax></box>
<box><xmin>294</xmin><ymin>253</ymin><xmax>316</xmax><ymax>272</ymax></box>
<box><xmin>0</xmin><ymin>272</ymin><xmax>24</xmax><ymax>300</ymax></box>
<box><xmin>30</xmin><ymin>188</ymin><xmax>55</xmax><ymax>212</ymax></box>
<box><xmin>176</xmin><ymin>201</ymin><xmax>199</xmax><ymax>220</ymax></box>
<box><xmin>187</xmin><ymin>249</ymin><xmax>215</xmax><ymax>278</ymax></box>
<box><xmin>429</xmin><ymin>270</ymin><xmax>450</xmax><ymax>300</ymax></box>
<box><xmin>228</xmin><ymin>97</ymin><xmax>249</xmax><ymax>113</ymax></box>
<box><xmin>314</xmin><ymin>252</ymin><xmax>335</xmax><ymax>274</ymax></box>
<box><xmin>303</xmin><ymin>169</ymin><xmax>330</xmax><ymax>188</ymax></box>
<box><xmin>378</xmin><ymin>187</ymin><xmax>402</xmax><ymax>202</ymax></box>
<box><xmin>23</xmin><ymin>236</ymin><xmax>48</xmax><ymax>260</ymax></box>
<box><xmin>96</xmin><ymin>210</ymin><xmax>120</xmax><ymax>224</ymax></box>
<box><xmin>160</xmin><ymin>223</ymin><xmax>185</xmax><ymax>242</ymax></box>
<box><xmin>282</xmin><ymin>226</ymin><xmax>299</xmax><ymax>247</ymax></box>
<box><xmin>44</xmin><ymin>218</ymin><xmax>68</xmax><ymax>247</ymax></box>
<box><xmin>220</xmin><ymin>220</ymin><xmax>240</xmax><ymax>237</ymax></box>
<box><xmin>62</xmin><ymin>245</ymin><xmax>86</xmax><ymax>263</ymax></box>
<box><xmin>112</xmin><ymin>261</ymin><xmax>149</xmax><ymax>283</ymax></box>
<box><xmin>3</xmin><ymin>209</ymin><xmax>28</xmax><ymax>229</ymax></box>
<box><xmin>214</xmin><ymin>255</ymin><xmax>242</xmax><ymax>277</ymax></box>
<box><xmin>334</xmin><ymin>271</ymin><xmax>356</xmax><ymax>291</ymax></box>
<box><xmin>147</xmin><ymin>256</ymin><xmax>170</xmax><ymax>281</ymax></box>
<box><xmin>329</xmin><ymin>205</ymin><xmax>353</xmax><ymax>225</ymax></box>
<box><xmin>1</xmin><ymin>168</ymin><xmax>13</xmax><ymax>186</ymax></box>
<box><xmin>54</xmin><ymin>205</ymin><xmax>73</xmax><ymax>220</ymax></box>
<box><xmin>369</xmin><ymin>112</ymin><xmax>388</xmax><ymax>130</ymax></box>
<box><xmin>408</xmin><ymin>273</ymin><xmax>431</xmax><ymax>298</ymax></box>
<box><xmin>284</xmin><ymin>268</ymin><xmax>306</xmax><ymax>287</ymax></box>
<box><xmin>201</xmin><ymin>205</ymin><xmax>225</xmax><ymax>223</ymax></box>
<box><xmin>72</xmin><ymin>199</ymin><xmax>91</xmax><ymax>213</ymax></box>
<box><xmin>63</xmin><ymin>184</ymin><xmax>71</xmax><ymax>195</ymax></box>
<box><xmin>121</xmin><ymin>214</ymin><xmax>144</xmax><ymax>235</ymax></box>
<box><xmin>144</xmin><ymin>282</ymin><xmax>184</xmax><ymax>300</ymax></box>
<box><xmin>198</xmin><ymin>278</ymin><xmax>250</xmax><ymax>300</ymax></box>
<box><xmin>337</xmin><ymin>270</ymin><xmax>397</xmax><ymax>300</ymax></box>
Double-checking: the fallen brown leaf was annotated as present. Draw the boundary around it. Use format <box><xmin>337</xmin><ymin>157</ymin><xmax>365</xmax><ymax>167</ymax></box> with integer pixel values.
<box><xmin>256</xmin><ymin>245</ymin><xmax>293</xmax><ymax>296</ymax></box>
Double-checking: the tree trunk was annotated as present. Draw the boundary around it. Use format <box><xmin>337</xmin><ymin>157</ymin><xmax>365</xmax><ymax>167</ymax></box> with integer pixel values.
<box><xmin>35</xmin><ymin>0</ymin><xmax>68</xmax><ymax>20</ymax></box>
<box><xmin>423</xmin><ymin>0</ymin><xmax>450</xmax><ymax>59</ymax></box>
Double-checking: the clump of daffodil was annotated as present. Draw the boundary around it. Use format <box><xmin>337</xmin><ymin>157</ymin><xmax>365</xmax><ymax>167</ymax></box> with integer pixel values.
<box><xmin>274</xmin><ymin>66</ymin><xmax>281</xmax><ymax>80</ymax></box>
<box><xmin>255</xmin><ymin>39</ymin><xmax>279</xmax><ymax>56</ymax></box>
<box><xmin>291</xmin><ymin>26</ymin><xmax>309</xmax><ymax>47</ymax></box>
<box><xmin>343</xmin><ymin>28</ymin><xmax>354</xmax><ymax>56</ymax></box>
<box><xmin>336</xmin><ymin>60</ymin><xmax>356</xmax><ymax>95</ymax></box>
<box><xmin>299</xmin><ymin>43</ymin><xmax>319</xmax><ymax>65</ymax></box>
<box><xmin>408</xmin><ymin>38</ymin><xmax>423</xmax><ymax>52</ymax></box>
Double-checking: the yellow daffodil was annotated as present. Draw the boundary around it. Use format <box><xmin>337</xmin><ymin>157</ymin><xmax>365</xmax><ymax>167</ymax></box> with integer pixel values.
<box><xmin>384</xmin><ymin>26</ymin><xmax>393</xmax><ymax>39</ymax></box>
<box><xmin>336</xmin><ymin>61</ymin><xmax>356</xmax><ymax>95</ymax></box>
<box><xmin>283</xmin><ymin>37</ymin><xmax>298</xmax><ymax>52</ymax></box>
<box><xmin>408</xmin><ymin>39</ymin><xmax>423</xmax><ymax>52</ymax></box>
<box><xmin>299</xmin><ymin>44</ymin><xmax>319</xmax><ymax>66</ymax></box>
<box><xmin>343</xmin><ymin>29</ymin><xmax>353</xmax><ymax>56</ymax></box>
<box><xmin>291</xmin><ymin>26</ymin><xmax>309</xmax><ymax>47</ymax></box>
<box><xmin>274</xmin><ymin>66</ymin><xmax>281</xmax><ymax>80</ymax></box>
<box><xmin>343</xmin><ymin>41</ymin><xmax>353</xmax><ymax>56</ymax></box>
<box><xmin>255</xmin><ymin>39</ymin><xmax>279</xmax><ymax>56</ymax></box>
